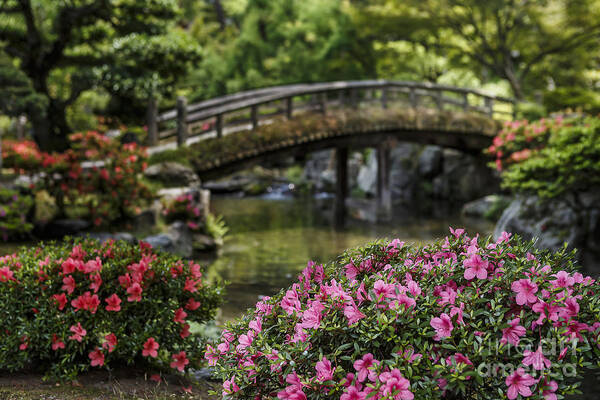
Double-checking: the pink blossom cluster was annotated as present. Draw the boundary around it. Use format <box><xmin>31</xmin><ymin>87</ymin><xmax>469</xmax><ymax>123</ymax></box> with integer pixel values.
<box><xmin>207</xmin><ymin>229</ymin><xmax>600</xmax><ymax>399</ymax></box>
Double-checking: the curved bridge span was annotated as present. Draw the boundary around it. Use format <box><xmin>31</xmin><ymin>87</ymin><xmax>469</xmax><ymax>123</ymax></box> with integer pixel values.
<box><xmin>147</xmin><ymin>80</ymin><xmax>516</xmax><ymax>223</ymax></box>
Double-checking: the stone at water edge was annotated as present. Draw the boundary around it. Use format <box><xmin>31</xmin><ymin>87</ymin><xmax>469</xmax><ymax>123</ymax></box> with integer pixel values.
<box><xmin>144</xmin><ymin>162</ymin><xmax>201</xmax><ymax>188</ymax></box>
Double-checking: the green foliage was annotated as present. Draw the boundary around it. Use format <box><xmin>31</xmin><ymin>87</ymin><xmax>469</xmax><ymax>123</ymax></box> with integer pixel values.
<box><xmin>543</xmin><ymin>87</ymin><xmax>600</xmax><ymax>115</ymax></box>
<box><xmin>205</xmin><ymin>213</ymin><xmax>228</xmax><ymax>244</ymax></box>
<box><xmin>501</xmin><ymin>116</ymin><xmax>600</xmax><ymax>199</ymax></box>
<box><xmin>0</xmin><ymin>238</ymin><xmax>223</xmax><ymax>381</ymax></box>
<box><xmin>208</xmin><ymin>232</ymin><xmax>600</xmax><ymax>399</ymax></box>
<box><xmin>0</xmin><ymin>0</ymin><xmax>201</xmax><ymax>148</ymax></box>
<box><xmin>0</xmin><ymin>188</ymin><xmax>33</xmax><ymax>240</ymax></box>
<box><xmin>183</xmin><ymin>0</ymin><xmax>375</xmax><ymax>101</ymax></box>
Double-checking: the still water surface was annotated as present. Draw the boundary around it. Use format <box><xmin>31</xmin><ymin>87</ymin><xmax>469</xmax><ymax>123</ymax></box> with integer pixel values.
<box><xmin>207</xmin><ymin>195</ymin><xmax>494</xmax><ymax>320</ymax></box>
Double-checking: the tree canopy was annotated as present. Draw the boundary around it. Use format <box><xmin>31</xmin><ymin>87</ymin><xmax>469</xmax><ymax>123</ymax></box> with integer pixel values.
<box><xmin>0</xmin><ymin>0</ymin><xmax>200</xmax><ymax>149</ymax></box>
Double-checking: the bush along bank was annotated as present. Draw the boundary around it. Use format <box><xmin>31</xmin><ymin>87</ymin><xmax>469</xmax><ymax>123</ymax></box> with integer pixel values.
<box><xmin>0</xmin><ymin>238</ymin><xmax>223</xmax><ymax>381</ymax></box>
<box><xmin>489</xmin><ymin>115</ymin><xmax>600</xmax><ymax>267</ymax></box>
<box><xmin>207</xmin><ymin>229</ymin><xmax>600</xmax><ymax>399</ymax></box>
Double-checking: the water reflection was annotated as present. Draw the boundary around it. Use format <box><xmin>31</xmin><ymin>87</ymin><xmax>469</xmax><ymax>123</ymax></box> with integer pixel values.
<box><xmin>207</xmin><ymin>195</ymin><xmax>494</xmax><ymax>320</ymax></box>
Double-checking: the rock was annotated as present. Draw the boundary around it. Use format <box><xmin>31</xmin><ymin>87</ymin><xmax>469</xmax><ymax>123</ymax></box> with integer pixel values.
<box><xmin>144</xmin><ymin>222</ymin><xmax>194</xmax><ymax>258</ymax></box>
<box><xmin>417</xmin><ymin>145</ymin><xmax>443</xmax><ymax>178</ymax></box>
<box><xmin>193</xmin><ymin>233</ymin><xmax>218</xmax><ymax>252</ymax></box>
<box><xmin>203</xmin><ymin>176</ymin><xmax>253</xmax><ymax>193</ymax></box>
<box><xmin>77</xmin><ymin>232</ymin><xmax>136</xmax><ymax>244</ymax></box>
<box><xmin>144</xmin><ymin>162</ymin><xmax>200</xmax><ymax>188</ymax></box>
<box><xmin>132</xmin><ymin>208</ymin><xmax>158</xmax><ymax>232</ymax></box>
<box><xmin>303</xmin><ymin>150</ymin><xmax>336</xmax><ymax>192</ymax></box>
<box><xmin>494</xmin><ymin>196</ymin><xmax>587</xmax><ymax>255</ymax></box>
<box><xmin>462</xmin><ymin>195</ymin><xmax>511</xmax><ymax>219</ymax></box>
<box><xmin>167</xmin><ymin>221</ymin><xmax>194</xmax><ymax>257</ymax></box>
<box><xmin>432</xmin><ymin>150</ymin><xmax>499</xmax><ymax>203</ymax></box>
<box><xmin>143</xmin><ymin>234</ymin><xmax>174</xmax><ymax>252</ymax></box>
<box><xmin>45</xmin><ymin>219</ymin><xmax>90</xmax><ymax>237</ymax></box>
<box><xmin>357</xmin><ymin>151</ymin><xmax>377</xmax><ymax>195</ymax></box>
<box><xmin>192</xmin><ymin>367</ymin><xmax>219</xmax><ymax>382</ymax></box>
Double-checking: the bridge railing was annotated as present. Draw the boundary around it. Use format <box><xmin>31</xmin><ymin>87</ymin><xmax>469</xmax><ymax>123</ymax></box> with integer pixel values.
<box><xmin>147</xmin><ymin>80</ymin><xmax>516</xmax><ymax>147</ymax></box>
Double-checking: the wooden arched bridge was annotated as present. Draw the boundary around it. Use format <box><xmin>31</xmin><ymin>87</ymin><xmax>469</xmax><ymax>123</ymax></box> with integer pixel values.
<box><xmin>146</xmin><ymin>80</ymin><xmax>516</xmax><ymax>223</ymax></box>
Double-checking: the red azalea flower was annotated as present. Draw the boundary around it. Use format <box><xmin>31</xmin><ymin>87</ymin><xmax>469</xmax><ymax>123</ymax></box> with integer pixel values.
<box><xmin>0</xmin><ymin>266</ymin><xmax>14</xmax><ymax>282</ymax></box>
<box><xmin>174</xmin><ymin>308</ymin><xmax>187</xmax><ymax>324</ymax></box>
<box><xmin>184</xmin><ymin>277</ymin><xmax>200</xmax><ymax>293</ymax></box>
<box><xmin>68</xmin><ymin>323</ymin><xmax>87</xmax><ymax>342</ymax></box>
<box><xmin>71</xmin><ymin>291</ymin><xmax>100</xmax><ymax>314</ymax></box>
<box><xmin>185</xmin><ymin>298</ymin><xmax>201</xmax><ymax>310</ymax></box>
<box><xmin>142</xmin><ymin>337</ymin><xmax>159</xmax><ymax>358</ymax></box>
<box><xmin>105</xmin><ymin>293</ymin><xmax>122</xmax><ymax>312</ymax></box>
<box><xmin>90</xmin><ymin>273</ymin><xmax>102</xmax><ymax>293</ymax></box>
<box><xmin>89</xmin><ymin>348</ymin><xmax>105</xmax><ymax>367</ymax></box>
<box><xmin>170</xmin><ymin>351</ymin><xmax>189</xmax><ymax>372</ymax></box>
<box><xmin>103</xmin><ymin>333</ymin><xmax>117</xmax><ymax>353</ymax></box>
<box><xmin>180</xmin><ymin>323</ymin><xmax>191</xmax><ymax>338</ymax></box>
<box><xmin>127</xmin><ymin>282</ymin><xmax>143</xmax><ymax>302</ymax></box>
<box><xmin>62</xmin><ymin>275</ymin><xmax>76</xmax><ymax>294</ymax></box>
<box><xmin>51</xmin><ymin>334</ymin><xmax>65</xmax><ymax>351</ymax></box>
<box><xmin>150</xmin><ymin>374</ymin><xmax>162</xmax><ymax>383</ymax></box>
<box><xmin>52</xmin><ymin>293</ymin><xmax>67</xmax><ymax>310</ymax></box>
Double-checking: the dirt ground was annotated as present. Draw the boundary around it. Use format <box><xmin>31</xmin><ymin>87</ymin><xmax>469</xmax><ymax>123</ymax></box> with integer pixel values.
<box><xmin>0</xmin><ymin>369</ymin><xmax>219</xmax><ymax>400</ymax></box>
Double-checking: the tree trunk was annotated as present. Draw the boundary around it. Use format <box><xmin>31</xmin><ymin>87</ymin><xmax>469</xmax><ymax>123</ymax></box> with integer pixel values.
<box><xmin>504</xmin><ymin>64</ymin><xmax>525</xmax><ymax>100</ymax></box>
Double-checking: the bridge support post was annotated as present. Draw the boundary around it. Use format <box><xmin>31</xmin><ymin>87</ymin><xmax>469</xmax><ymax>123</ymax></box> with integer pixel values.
<box><xmin>377</xmin><ymin>143</ymin><xmax>392</xmax><ymax>221</ymax></box>
<box><xmin>381</xmin><ymin>87</ymin><xmax>388</xmax><ymax>109</ymax></box>
<box><xmin>286</xmin><ymin>97</ymin><xmax>293</xmax><ymax>119</ymax></box>
<box><xmin>216</xmin><ymin>114</ymin><xmax>223</xmax><ymax>138</ymax></box>
<box><xmin>146</xmin><ymin>97</ymin><xmax>158</xmax><ymax>146</ymax></box>
<box><xmin>251</xmin><ymin>105</ymin><xmax>258</xmax><ymax>130</ymax></box>
<box><xmin>334</xmin><ymin>147</ymin><xmax>348</xmax><ymax>228</ymax></box>
<box><xmin>176</xmin><ymin>96</ymin><xmax>188</xmax><ymax>147</ymax></box>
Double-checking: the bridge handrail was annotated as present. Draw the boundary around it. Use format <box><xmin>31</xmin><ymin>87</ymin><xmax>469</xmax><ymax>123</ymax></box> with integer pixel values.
<box><xmin>149</xmin><ymin>79</ymin><xmax>517</xmax><ymax>146</ymax></box>
<box><xmin>156</xmin><ymin>83</ymin><xmax>314</xmax><ymax>122</ymax></box>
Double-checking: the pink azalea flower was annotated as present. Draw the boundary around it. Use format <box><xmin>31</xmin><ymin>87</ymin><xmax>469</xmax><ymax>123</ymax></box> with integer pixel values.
<box><xmin>430</xmin><ymin>313</ymin><xmax>454</xmax><ymax>341</ymax></box>
<box><xmin>88</xmin><ymin>348</ymin><xmax>104</xmax><ymax>367</ymax></box>
<box><xmin>222</xmin><ymin>377</ymin><xmax>240</xmax><ymax>396</ymax></box>
<box><xmin>379</xmin><ymin>369</ymin><xmax>413</xmax><ymax>400</ymax></box>
<box><xmin>68</xmin><ymin>322</ymin><xmax>86</xmax><ymax>342</ymax></box>
<box><xmin>550</xmin><ymin>271</ymin><xmax>575</xmax><ymax>289</ymax></box>
<box><xmin>300</xmin><ymin>301</ymin><xmax>324</xmax><ymax>329</ymax></box>
<box><xmin>354</xmin><ymin>353</ymin><xmax>377</xmax><ymax>383</ymax></box>
<box><xmin>511</xmin><ymin>278</ymin><xmax>538</xmax><ymax>305</ymax></box>
<box><xmin>315</xmin><ymin>356</ymin><xmax>334</xmax><ymax>382</ymax></box>
<box><xmin>542</xmin><ymin>380</ymin><xmax>558</xmax><ymax>400</ymax></box>
<box><xmin>344</xmin><ymin>302</ymin><xmax>366</xmax><ymax>325</ymax></box>
<box><xmin>501</xmin><ymin>317</ymin><xmax>526</xmax><ymax>346</ymax></box>
<box><xmin>463</xmin><ymin>254</ymin><xmax>488</xmax><ymax>280</ymax></box>
<box><xmin>505</xmin><ymin>368</ymin><xmax>537</xmax><ymax>399</ymax></box>
<box><xmin>341</xmin><ymin>386</ymin><xmax>367</xmax><ymax>400</ymax></box>
<box><xmin>523</xmin><ymin>346</ymin><xmax>552</xmax><ymax>370</ymax></box>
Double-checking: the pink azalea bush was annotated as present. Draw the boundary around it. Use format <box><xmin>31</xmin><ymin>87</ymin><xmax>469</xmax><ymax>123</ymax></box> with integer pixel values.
<box><xmin>0</xmin><ymin>238</ymin><xmax>222</xmax><ymax>381</ymax></box>
<box><xmin>207</xmin><ymin>229</ymin><xmax>600</xmax><ymax>399</ymax></box>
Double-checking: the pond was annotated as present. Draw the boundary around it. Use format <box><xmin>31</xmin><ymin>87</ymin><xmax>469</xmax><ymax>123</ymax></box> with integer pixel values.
<box><xmin>206</xmin><ymin>194</ymin><xmax>495</xmax><ymax>320</ymax></box>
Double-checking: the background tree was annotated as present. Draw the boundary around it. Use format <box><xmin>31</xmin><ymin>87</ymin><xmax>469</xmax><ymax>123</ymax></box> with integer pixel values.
<box><xmin>357</xmin><ymin>0</ymin><xmax>600</xmax><ymax>100</ymax></box>
<box><xmin>0</xmin><ymin>0</ymin><xmax>201</xmax><ymax>150</ymax></box>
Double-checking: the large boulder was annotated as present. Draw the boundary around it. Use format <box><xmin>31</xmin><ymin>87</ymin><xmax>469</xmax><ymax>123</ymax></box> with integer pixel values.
<box><xmin>144</xmin><ymin>162</ymin><xmax>200</xmax><ymax>188</ymax></box>
<box><xmin>432</xmin><ymin>149</ymin><xmax>499</xmax><ymax>203</ymax></box>
<box><xmin>494</xmin><ymin>193</ymin><xmax>600</xmax><ymax>271</ymax></box>
<box><xmin>143</xmin><ymin>221</ymin><xmax>193</xmax><ymax>258</ymax></box>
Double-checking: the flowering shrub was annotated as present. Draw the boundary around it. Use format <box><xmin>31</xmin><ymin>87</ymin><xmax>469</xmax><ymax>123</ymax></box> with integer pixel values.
<box><xmin>0</xmin><ymin>238</ymin><xmax>223</xmax><ymax>381</ymax></box>
<box><xmin>1</xmin><ymin>139</ymin><xmax>67</xmax><ymax>173</ymax></box>
<box><xmin>488</xmin><ymin>115</ymin><xmax>600</xmax><ymax>198</ymax></box>
<box><xmin>486</xmin><ymin>118</ymin><xmax>558</xmax><ymax>172</ymax></box>
<box><xmin>163</xmin><ymin>193</ymin><xmax>205</xmax><ymax>232</ymax></box>
<box><xmin>207</xmin><ymin>229</ymin><xmax>600</xmax><ymax>399</ymax></box>
<box><xmin>0</xmin><ymin>188</ymin><xmax>34</xmax><ymax>240</ymax></box>
<box><xmin>2</xmin><ymin>131</ymin><xmax>154</xmax><ymax>226</ymax></box>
